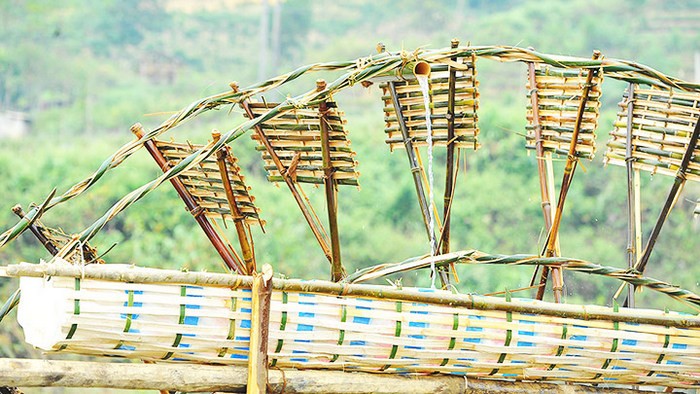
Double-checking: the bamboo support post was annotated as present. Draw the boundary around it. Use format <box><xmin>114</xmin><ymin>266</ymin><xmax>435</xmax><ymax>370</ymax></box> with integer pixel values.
<box><xmin>234</xmin><ymin>83</ymin><xmax>333</xmax><ymax>263</ymax></box>
<box><xmin>624</xmin><ymin>83</ymin><xmax>638</xmax><ymax>308</ymax></box>
<box><xmin>11</xmin><ymin>205</ymin><xmax>59</xmax><ymax>256</ymax></box>
<box><xmin>317</xmin><ymin>80</ymin><xmax>345</xmax><ymax>282</ymax></box>
<box><xmin>527</xmin><ymin>58</ymin><xmax>558</xmax><ymax>301</ymax></box>
<box><xmin>131</xmin><ymin>124</ymin><xmax>246</xmax><ymax>274</ymax></box>
<box><xmin>212</xmin><ymin>130</ymin><xmax>257</xmax><ymax>274</ymax></box>
<box><xmin>0</xmin><ymin>358</ymin><xmax>645</xmax><ymax>393</ymax></box>
<box><xmin>247</xmin><ymin>264</ymin><xmax>273</xmax><ymax>394</ymax></box>
<box><xmin>387</xmin><ymin>81</ymin><xmax>450</xmax><ymax>288</ymax></box>
<box><xmin>632</xmin><ymin>104</ymin><xmax>700</xmax><ymax>276</ymax></box>
<box><xmin>542</xmin><ymin>50</ymin><xmax>602</xmax><ymax>303</ymax></box>
<box><xmin>441</xmin><ymin>38</ymin><xmax>460</xmax><ymax>256</ymax></box>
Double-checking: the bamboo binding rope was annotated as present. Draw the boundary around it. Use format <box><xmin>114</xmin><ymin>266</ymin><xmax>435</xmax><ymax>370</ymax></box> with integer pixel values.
<box><xmin>8</xmin><ymin>261</ymin><xmax>700</xmax><ymax>388</ymax></box>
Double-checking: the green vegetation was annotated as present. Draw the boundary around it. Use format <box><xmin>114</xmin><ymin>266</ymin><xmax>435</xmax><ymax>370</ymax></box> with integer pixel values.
<box><xmin>2</xmin><ymin>2</ymin><xmax>700</xmax><ymax>362</ymax></box>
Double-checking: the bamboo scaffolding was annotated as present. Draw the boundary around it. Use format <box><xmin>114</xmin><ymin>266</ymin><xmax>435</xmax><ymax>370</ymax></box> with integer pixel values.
<box><xmin>317</xmin><ymin>80</ymin><xmax>346</xmax><ymax>282</ymax></box>
<box><xmin>542</xmin><ymin>51</ymin><xmax>602</xmax><ymax>303</ymax></box>
<box><xmin>4</xmin><ymin>46</ymin><xmax>700</xmax><ymax>253</ymax></box>
<box><xmin>6</xmin><ymin>258</ymin><xmax>700</xmax><ymax>326</ymax></box>
<box><xmin>0</xmin><ymin>358</ymin><xmax>643</xmax><ymax>393</ymax></box>
<box><xmin>131</xmin><ymin>124</ymin><xmax>246</xmax><ymax>274</ymax></box>
<box><xmin>212</xmin><ymin>131</ymin><xmax>257</xmax><ymax>274</ymax></box>
<box><xmin>236</xmin><ymin>86</ymin><xmax>333</xmax><ymax>263</ymax></box>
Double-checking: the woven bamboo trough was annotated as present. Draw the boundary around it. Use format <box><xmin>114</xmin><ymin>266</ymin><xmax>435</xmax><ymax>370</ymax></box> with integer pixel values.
<box><xmin>11</xmin><ymin>262</ymin><xmax>700</xmax><ymax>389</ymax></box>
<box><xmin>2</xmin><ymin>44</ymin><xmax>700</xmax><ymax>392</ymax></box>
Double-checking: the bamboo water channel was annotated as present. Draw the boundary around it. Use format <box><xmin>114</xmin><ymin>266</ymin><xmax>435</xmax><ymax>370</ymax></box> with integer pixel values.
<box><xmin>2</xmin><ymin>44</ymin><xmax>700</xmax><ymax>392</ymax></box>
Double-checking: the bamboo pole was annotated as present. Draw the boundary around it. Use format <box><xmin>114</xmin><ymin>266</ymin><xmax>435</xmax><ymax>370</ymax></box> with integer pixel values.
<box><xmin>317</xmin><ymin>80</ymin><xmax>345</xmax><ymax>282</ymax></box>
<box><xmin>441</xmin><ymin>38</ymin><xmax>459</xmax><ymax>257</ymax></box>
<box><xmin>542</xmin><ymin>50</ymin><xmax>602</xmax><ymax>303</ymax></box>
<box><xmin>527</xmin><ymin>59</ymin><xmax>558</xmax><ymax>301</ymax></box>
<box><xmin>234</xmin><ymin>83</ymin><xmax>332</xmax><ymax>263</ymax></box>
<box><xmin>247</xmin><ymin>264</ymin><xmax>273</xmax><ymax>394</ymax></box>
<box><xmin>6</xmin><ymin>261</ymin><xmax>700</xmax><ymax>327</ymax></box>
<box><xmin>624</xmin><ymin>83</ymin><xmax>638</xmax><ymax>308</ymax></box>
<box><xmin>212</xmin><ymin>130</ymin><xmax>256</xmax><ymax>274</ymax></box>
<box><xmin>11</xmin><ymin>205</ymin><xmax>59</xmax><ymax>256</ymax></box>
<box><xmin>627</xmin><ymin>103</ymin><xmax>700</xmax><ymax>305</ymax></box>
<box><xmin>387</xmin><ymin>81</ymin><xmax>450</xmax><ymax>288</ymax></box>
<box><xmin>131</xmin><ymin>124</ymin><xmax>246</xmax><ymax>274</ymax></box>
<box><xmin>0</xmin><ymin>358</ymin><xmax>644</xmax><ymax>393</ymax></box>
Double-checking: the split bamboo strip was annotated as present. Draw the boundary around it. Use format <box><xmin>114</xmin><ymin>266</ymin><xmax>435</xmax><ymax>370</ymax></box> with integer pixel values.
<box><xmin>3</xmin><ymin>46</ymin><xmax>700</xmax><ymax>252</ymax></box>
<box><xmin>0</xmin><ymin>358</ymin><xmax>644</xmax><ymax>393</ymax></box>
<box><xmin>8</xmin><ymin>263</ymin><xmax>700</xmax><ymax>387</ymax></box>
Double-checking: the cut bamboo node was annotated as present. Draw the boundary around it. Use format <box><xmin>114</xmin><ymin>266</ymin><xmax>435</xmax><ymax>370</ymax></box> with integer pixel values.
<box><xmin>451</xmin><ymin>38</ymin><xmax>459</xmax><ymax>48</ymax></box>
<box><xmin>11</xmin><ymin>205</ymin><xmax>22</xmax><ymax>215</ymax></box>
<box><xmin>316</xmin><ymin>79</ymin><xmax>327</xmax><ymax>92</ymax></box>
<box><xmin>229</xmin><ymin>82</ymin><xmax>239</xmax><ymax>92</ymax></box>
<box><xmin>130</xmin><ymin>123</ymin><xmax>144</xmax><ymax>138</ymax></box>
<box><xmin>376</xmin><ymin>43</ymin><xmax>386</xmax><ymax>53</ymax></box>
<box><xmin>413</xmin><ymin>61</ymin><xmax>431</xmax><ymax>78</ymax></box>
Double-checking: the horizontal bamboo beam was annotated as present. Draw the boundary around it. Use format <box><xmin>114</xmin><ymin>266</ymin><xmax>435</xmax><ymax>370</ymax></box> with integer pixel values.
<box><xmin>5</xmin><ymin>261</ymin><xmax>700</xmax><ymax>327</ymax></box>
<box><xmin>0</xmin><ymin>358</ymin><xmax>644</xmax><ymax>393</ymax></box>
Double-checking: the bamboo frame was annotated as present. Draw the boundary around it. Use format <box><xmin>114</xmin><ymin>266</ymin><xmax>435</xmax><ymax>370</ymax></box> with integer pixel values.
<box><xmin>11</xmin><ymin>205</ymin><xmax>59</xmax><ymax>256</ymax></box>
<box><xmin>131</xmin><ymin>124</ymin><xmax>246</xmax><ymax>274</ymax></box>
<box><xmin>542</xmin><ymin>51</ymin><xmax>602</xmax><ymax>302</ymax></box>
<box><xmin>317</xmin><ymin>80</ymin><xmax>345</xmax><ymax>282</ymax></box>
<box><xmin>211</xmin><ymin>131</ymin><xmax>257</xmax><ymax>274</ymax></box>
<box><xmin>236</xmin><ymin>85</ymin><xmax>333</xmax><ymax>263</ymax></box>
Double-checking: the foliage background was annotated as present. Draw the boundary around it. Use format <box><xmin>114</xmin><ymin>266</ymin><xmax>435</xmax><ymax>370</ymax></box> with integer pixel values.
<box><xmin>1</xmin><ymin>1</ymin><xmax>700</xmax><ymax>388</ymax></box>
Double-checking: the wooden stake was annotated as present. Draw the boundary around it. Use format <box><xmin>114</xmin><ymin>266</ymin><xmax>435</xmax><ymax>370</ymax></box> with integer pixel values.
<box><xmin>247</xmin><ymin>264</ymin><xmax>273</xmax><ymax>394</ymax></box>
<box><xmin>317</xmin><ymin>80</ymin><xmax>346</xmax><ymax>282</ymax></box>
<box><xmin>387</xmin><ymin>81</ymin><xmax>450</xmax><ymax>288</ymax></box>
<box><xmin>212</xmin><ymin>130</ymin><xmax>257</xmax><ymax>274</ymax></box>
<box><xmin>131</xmin><ymin>124</ymin><xmax>246</xmax><ymax>274</ymax></box>
<box><xmin>542</xmin><ymin>51</ymin><xmax>602</xmax><ymax>303</ymax></box>
<box><xmin>235</xmin><ymin>84</ymin><xmax>332</xmax><ymax>263</ymax></box>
